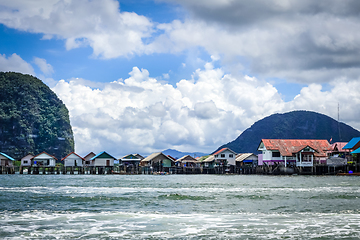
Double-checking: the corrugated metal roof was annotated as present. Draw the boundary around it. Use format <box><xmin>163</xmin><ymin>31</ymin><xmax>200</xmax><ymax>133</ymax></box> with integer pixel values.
<box><xmin>176</xmin><ymin>155</ymin><xmax>197</xmax><ymax>163</ymax></box>
<box><xmin>351</xmin><ymin>147</ymin><xmax>360</xmax><ymax>154</ymax></box>
<box><xmin>141</xmin><ymin>152</ymin><xmax>174</xmax><ymax>163</ymax></box>
<box><xmin>328</xmin><ymin>142</ymin><xmax>348</xmax><ymax>152</ymax></box>
<box><xmin>236</xmin><ymin>153</ymin><xmax>256</xmax><ymax>162</ymax></box>
<box><xmin>31</xmin><ymin>152</ymin><xmax>57</xmax><ymax>160</ymax></box>
<box><xmin>61</xmin><ymin>152</ymin><xmax>85</xmax><ymax>161</ymax></box>
<box><xmin>90</xmin><ymin>151</ymin><xmax>116</xmax><ymax>160</ymax></box>
<box><xmin>343</xmin><ymin>137</ymin><xmax>360</xmax><ymax>149</ymax></box>
<box><xmin>261</xmin><ymin>139</ymin><xmax>330</xmax><ymax>157</ymax></box>
<box><xmin>0</xmin><ymin>152</ymin><xmax>15</xmax><ymax>161</ymax></box>
<box><xmin>202</xmin><ymin>155</ymin><xmax>215</xmax><ymax>162</ymax></box>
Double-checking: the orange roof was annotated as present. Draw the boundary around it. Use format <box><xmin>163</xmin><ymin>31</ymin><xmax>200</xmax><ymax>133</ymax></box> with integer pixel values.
<box><xmin>213</xmin><ymin>148</ymin><xmax>227</xmax><ymax>156</ymax></box>
<box><xmin>213</xmin><ymin>148</ymin><xmax>236</xmax><ymax>156</ymax></box>
<box><xmin>261</xmin><ymin>139</ymin><xmax>330</xmax><ymax>157</ymax></box>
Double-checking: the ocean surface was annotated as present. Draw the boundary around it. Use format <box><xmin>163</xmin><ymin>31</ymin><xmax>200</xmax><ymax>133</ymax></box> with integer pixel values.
<box><xmin>1</xmin><ymin>174</ymin><xmax>360</xmax><ymax>239</ymax></box>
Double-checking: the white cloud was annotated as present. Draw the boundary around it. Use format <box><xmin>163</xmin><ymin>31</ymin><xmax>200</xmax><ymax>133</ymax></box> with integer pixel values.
<box><xmin>34</xmin><ymin>57</ymin><xmax>54</xmax><ymax>76</ymax></box>
<box><xmin>2</xmin><ymin>0</ymin><xmax>360</xmax><ymax>84</ymax></box>
<box><xmin>51</xmin><ymin>62</ymin><xmax>360</xmax><ymax>157</ymax></box>
<box><xmin>52</xmin><ymin>63</ymin><xmax>286</xmax><ymax>157</ymax></box>
<box><xmin>0</xmin><ymin>0</ymin><xmax>153</xmax><ymax>59</ymax></box>
<box><xmin>0</xmin><ymin>53</ymin><xmax>35</xmax><ymax>75</ymax></box>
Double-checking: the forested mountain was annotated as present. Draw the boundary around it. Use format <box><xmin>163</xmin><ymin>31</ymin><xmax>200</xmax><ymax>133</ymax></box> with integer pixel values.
<box><xmin>216</xmin><ymin>111</ymin><xmax>360</xmax><ymax>154</ymax></box>
<box><xmin>0</xmin><ymin>72</ymin><xmax>74</xmax><ymax>160</ymax></box>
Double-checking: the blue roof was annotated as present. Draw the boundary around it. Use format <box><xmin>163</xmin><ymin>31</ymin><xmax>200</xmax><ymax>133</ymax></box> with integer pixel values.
<box><xmin>351</xmin><ymin>148</ymin><xmax>360</xmax><ymax>154</ymax></box>
<box><xmin>0</xmin><ymin>152</ymin><xmax>15</xmax><ymax>161</ymax></box>
<box><xmin>90</xmin><ymin>151</ymin><xmax>116</xmax><ymax>160</ymax></box>
<box><xmin>343</xmin><ymin>137</ymin><xmax>360</xmax><ymax>149</ymax></box>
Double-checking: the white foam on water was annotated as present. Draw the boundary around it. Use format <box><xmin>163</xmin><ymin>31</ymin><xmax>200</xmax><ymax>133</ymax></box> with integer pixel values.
<box><xmin>1</xmin><ymin>211</ymin><xmax>360</xmax><ymax>239</ymax></box>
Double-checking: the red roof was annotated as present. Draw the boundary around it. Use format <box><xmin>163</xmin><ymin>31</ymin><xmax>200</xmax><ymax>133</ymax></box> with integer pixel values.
<box><xmin>261</xmin><ymin>139</ymin><xmax>330</xmax><ymax>157</ymax></box>
<box><xmin>61</xmin><ymin>152</ymin><xmax>85</xmax><ymax>161</ymax></box>
<box><xmin>328</xmin><ymin>142</ymin><xmax>348</xmax><ymax>153</ymax></box>
<box><xmin>31</xmin><ymin>151</ymin><xmax>58</xmax><ymax>160</ymax></box>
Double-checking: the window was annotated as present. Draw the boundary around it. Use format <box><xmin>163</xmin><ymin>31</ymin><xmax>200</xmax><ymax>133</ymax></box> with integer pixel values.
<box><xmin>85</xmin><ymin>161</ymin><xmax>90</xmax><ymax>164</ymax></box>
<box><xmin>221</xmin><ymin>154</ymin><xmax>225</xmax><ymax>158</ymax></box>
<box><xmin>272</xmin><ymin>152</ymin><xmax>280</xmax><ymax>158</ymax></box>
<box><xmin>229</xmin><ymin>154</ymin><xmax>233</xmax><ymax>158</ymax></box>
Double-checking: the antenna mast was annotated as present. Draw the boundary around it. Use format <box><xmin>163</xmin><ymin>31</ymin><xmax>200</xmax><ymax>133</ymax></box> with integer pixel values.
<box><xmin>338</xmin><ymin>103</ymin><xmax>341</xmax><ymax>141</ymax></box>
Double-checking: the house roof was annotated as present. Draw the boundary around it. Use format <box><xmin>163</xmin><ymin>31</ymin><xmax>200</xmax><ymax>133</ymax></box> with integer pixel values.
<box><xmin>328</xmin><ymin>142</ymin><xmax>348</xmax><ymax>153</ymax></box>
<box><xmin>213</xmin><ymin>148</ymin><xmax>237</xmax><ymax>156</ymax></box>
<box><xmin>176</xmin><ymin>155</ymin><xmax>197</xmax><ymax>163</ymax></box>
<box><xmin>31</xmin><ymin>152</ymin><xmax>58</xmax><ymax>160</ymax></box>
<box><xmin>61</xmin><ymin>152</ymin><xmax>85</xmax><ymax>161</ymax></box>
<box><xmin>259</xmin><ymin>139</ymin><xmax>330</xmax><ymax>157</ymax></box>
<box><xmin>133</xmin><ymin>154</ymin><xmax>145</xmax><ymax>160</ymax></box>
<box><xmin>343</xmin><ymin>137</ymin><xmax>360</xmax><ymax>150</ymax></box>
<box><xmin>351</xmin><ymin>147</ymin><xmax>360</xmax><ymax>154</ymax></box>
<box><xmin>90</xmin><ymin>151</ymin><xmax>117</xmax><ymax>160</ymax></box>
<box><xmin>83</xmin><ymin>152</ymin><xmax>96</xmax><ymax>160</ymax></box>
<box><xmin>141</xmin><ymin>152</ymin><xmax>174</xmax><ymax>163</ymax></box>
<box><xmin>0</xmin><ymin>152</ymin><xmax>15</xmax><ymax>161</ymax></box>
<box><xmin>21</xmin><ymin>154</ymin><xmax>34</xmax><ymax>160</ymax></box>
<box><xmin>236</xmin><ymin>153</ymin><xmax>257</xmax><ymax>162</ymax></box>
<box><xmin>202</xmin><ymin>155</ymin><xmax>215</xmax><ymax>162</ymax></box>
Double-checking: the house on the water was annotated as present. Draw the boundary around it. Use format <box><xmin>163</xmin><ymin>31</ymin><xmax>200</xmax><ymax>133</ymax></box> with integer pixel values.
<box><xmin>199</xmin><ymin>155</ymin><xmax>215</xmax><ymax>174</ymax></box>
<box><xmin>257</xmin><ymin>139</ymin><xmax>330</xmax><ymax>169</ymax></box>
<box><xmin>175</xmin><ymin>155</ymin><xmax>200</xmax><ymax>174</ymax></box>
<box><xmin>0</xmin><ymin>152</ymin><xmax>15</xmax><ymax>174</ymax></box>
<box><xmin>62</xmin><ymin>152</ymin><xmax>85</xmax><ymax>167</ymax></box>
<box><xmin>32</xmin><ymin>152</ymin><xmax>57</xmax><ymax>167</ymax></box>
<box><xmin>83</xmin><ymin>152</ymin><xmax>96</xmax><ymax>167</ymax></box>
<box><xmin>213</xmin><ymin>148</ymin><xmax>237</xmax><ymax>173</ymax></box>
<box><xmin>119</xmin><ymin>154</ymin><xmax>144</xmax><ymax>173</ymax></box>
<box><xmin>235</xmin><ymin>153</ymin><xmax>258</xmax><ymax>174</ymax></box>
<box><xmin>90</xmin><ymin>151</ymin><xmax>116</xmax><ymax>166</ymax></box>
<box><xmin>140</xmin><ymin>152</ymin><xmax>175</xmax><ymax>174</ymax></box>
<box><xmin>343</xmin><ymin>137</ymin><xmax>360</xmax><ymax>171</ymax></box>
<box><xmin>21</xmin><ymin>154</ymin><xmax>34</xmax><ymax>167</ymax></box>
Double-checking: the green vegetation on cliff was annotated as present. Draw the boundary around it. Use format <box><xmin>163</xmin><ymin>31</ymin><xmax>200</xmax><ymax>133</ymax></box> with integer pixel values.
<box><xmin>0</xmin><ymin>72</ymin><xmax>74</xmax><ymax>160</ymax></box>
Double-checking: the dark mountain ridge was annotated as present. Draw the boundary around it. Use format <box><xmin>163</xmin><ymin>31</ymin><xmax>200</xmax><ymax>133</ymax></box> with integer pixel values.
<box><xmin>216</xmin><ymin>110</ymin><xmax>360</xmax><ymax>154</ymax></box>
<box><xmin>0</xmin><ymin>72</ymin><xmax>74</xmax><ymax>160</ymax></box>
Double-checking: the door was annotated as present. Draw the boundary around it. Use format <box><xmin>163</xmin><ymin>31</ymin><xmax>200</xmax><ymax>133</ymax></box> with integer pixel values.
<box><xmin>106</xmin><ymin>160</ymin><xmax>110</xmax><ymax>166</ymax></box>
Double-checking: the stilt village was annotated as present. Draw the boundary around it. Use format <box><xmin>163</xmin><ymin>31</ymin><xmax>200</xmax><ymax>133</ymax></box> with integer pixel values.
<box><xmin>1</xmin><ymin>137</ymin><xmax>360</xmax><ymax>176</ymax></box>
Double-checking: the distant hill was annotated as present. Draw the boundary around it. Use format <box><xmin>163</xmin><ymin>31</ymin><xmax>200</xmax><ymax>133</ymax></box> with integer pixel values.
<box><xmin>163</xmin><ymin>149</ymin><xmax>208</xmax><ymax>159</ymax></box>
<box><xmin>216</xmin><ymin>110</ymin><xmax>360</xmax><ymax>154</ymax></box>
<box><xmin>0</xmin><ymin>72</ymin><xmax>74</xmax><ymax>160</ymax></box>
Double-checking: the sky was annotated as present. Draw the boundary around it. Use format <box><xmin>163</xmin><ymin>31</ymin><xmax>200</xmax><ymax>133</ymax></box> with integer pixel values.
<box><xmin>1</xmin><ymin>0</ymin><xmax>360</xmax><ymax>158</ymax></box>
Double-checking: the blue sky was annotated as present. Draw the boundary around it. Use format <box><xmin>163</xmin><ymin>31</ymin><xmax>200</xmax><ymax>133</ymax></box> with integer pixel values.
<box><xmin>1</xmin><ymin>0</ymin><xmax>360</xmax><ymax>157</ymax></box>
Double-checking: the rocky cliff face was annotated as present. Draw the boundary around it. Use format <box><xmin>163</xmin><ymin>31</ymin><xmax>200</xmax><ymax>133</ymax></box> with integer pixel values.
<box><xmin>216</xmin><ymin>110</ymin><xmax>360</xmax><ymax>154</ymax></box>
<box><xmin>0</xmin><ymin>72</ymin><xmax>74</xmax><ymax>160</ymax></box>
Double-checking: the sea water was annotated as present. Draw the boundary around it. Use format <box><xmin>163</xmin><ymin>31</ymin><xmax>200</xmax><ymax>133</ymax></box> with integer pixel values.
<box><xmin>0</xmin><ymin>174</ymin><xmax>360</xmax><ymax>239</ymax></box>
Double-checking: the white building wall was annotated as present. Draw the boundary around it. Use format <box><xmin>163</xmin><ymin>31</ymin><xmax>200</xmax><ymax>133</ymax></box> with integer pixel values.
<box><xmin>21</xmin><ymin>154</ymin><xmax>33</xmax><ymax>166</ymax></box>
<box><xmin>64</xmin><ymin>154</ymin><xmax>84</xmax><ymax>167</ymax></box>
<box><xmin>94</xmin><ymin>158</ymin><xmax>114</xmax><ymax>167</ymax></box>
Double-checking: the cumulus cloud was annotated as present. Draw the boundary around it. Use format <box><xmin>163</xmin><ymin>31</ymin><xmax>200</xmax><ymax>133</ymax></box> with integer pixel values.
<box><xmin>52</xmin><ymin>63</ymin><xmax>285</xmax><ymax>157</ymax></box>
<box><xmin>50</xmin><ymin>61</ymin><xmax>360</xmax><ymax>157</ymax></box>
<box><xmin>33</xmin><ymin>57</ymin><xmax>54</xmax><ymax>76</ymax></box>
<box><xmin>0</xmin><ymin>0</ymin><xmax>153</xmax><ymax>59</ymax></box>
<box><xmin>2</xmin><ymin>0</ymin><xmax>360</xmax><ymax>84</ymax></box>
<box><xmin>154</xmin><ymin>0</ymin><xmax>360</xmax><ymax>84</ymax></box>
<box><xmin>0</xmin><ymin>53</ymin><xmax>35</xmax><ymax>75</ymax></box>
